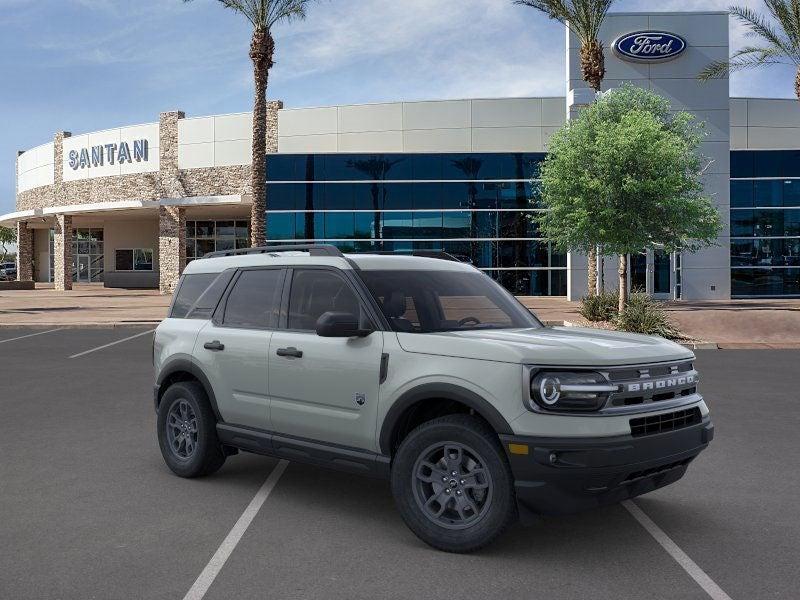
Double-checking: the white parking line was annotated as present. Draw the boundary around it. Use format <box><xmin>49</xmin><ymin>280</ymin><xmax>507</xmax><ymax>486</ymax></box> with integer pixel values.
<box><xmin>0</xmin><ymin>329</ymin><xmax>63</xmax><ymax>345</ymax></box>
<box><xmin>183</xmin><ymin>460</ymin><xmax>289</xmax><ymax>600</ymax></box>
<box><xmin>68</xmin><ymin>329</ymin><xmax>156</xmax><ymax>359</ymax></box>
<box><xmin>623</xmin><ymin>500</ymin><xmax>733</xmax><ymax>600</ymax></box>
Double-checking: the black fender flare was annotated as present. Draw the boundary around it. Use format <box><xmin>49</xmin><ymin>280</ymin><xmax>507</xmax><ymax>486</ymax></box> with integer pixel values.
<box><xmin>155</xmin><ymin>357</ymin><xmax>223</xmax><ymax>422</ymax></box>
<box><xmin>379</xmin><ymin>383</ymin><xmax>514</xmax><ymax>455</ymax></box>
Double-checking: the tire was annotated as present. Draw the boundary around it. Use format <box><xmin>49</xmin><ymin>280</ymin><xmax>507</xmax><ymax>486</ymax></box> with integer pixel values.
<box><xmin>157</xmin><ymin>381</ymin><xmax>226</xmax><ymax>478</ymax></box>
<box><xmin>391</xmin><ymin>414</ymin><xmax>517</xmax><ymax>553</ymax></box>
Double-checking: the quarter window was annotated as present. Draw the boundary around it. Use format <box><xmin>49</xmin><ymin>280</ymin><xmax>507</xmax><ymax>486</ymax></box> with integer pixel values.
<box><xmin>222</xmin><ymin>269</ymin><xmax>283</xmax><ymax>329</ymax></box>
<box><xmin>171</xmin><ymin>273</ymin><xmax>219</xmax><ymax>318</ymax></box>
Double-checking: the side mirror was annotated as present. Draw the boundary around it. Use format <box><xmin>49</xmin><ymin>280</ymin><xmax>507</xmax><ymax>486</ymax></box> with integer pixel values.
<box><xmin>315</xmin><ymin>312</ymin><xmax>373</xmax><ymax>338</ymax></box>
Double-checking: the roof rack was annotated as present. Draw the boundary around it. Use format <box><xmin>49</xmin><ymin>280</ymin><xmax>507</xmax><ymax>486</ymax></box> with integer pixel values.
<box><xmin>202</xmin><ymin>244</ymin><xmax>345</xmax><ymax>259</ymax></box>
<box><xmin>367</xmin><ymin>250</ymin><xmax>467</xmax><ymax>263</ymax></box>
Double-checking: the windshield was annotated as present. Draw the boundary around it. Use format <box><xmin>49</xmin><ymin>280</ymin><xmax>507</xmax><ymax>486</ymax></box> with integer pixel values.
<box><xmin>358</xmin><ymin>269</ymin><xmax>542</xmax><ymax>333</ymax></box>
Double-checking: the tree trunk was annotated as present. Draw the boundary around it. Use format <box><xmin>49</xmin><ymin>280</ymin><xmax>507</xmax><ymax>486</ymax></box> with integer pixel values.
<box><xmin>580</xmin><ymin>40</ymin><xmax>605</xmax><ymax>93</ymax></box>
<box><xmin>249</xmin><ymin>29</ymin><xmax>275</xmax><ymax>248</ymax></box>
<box><xmin>618</xmin><ymin>254</ymin><xmax>628</xmax><ymax>314</ymax></box>
<box><xmin>796</xmin><ymin>67</ymin><xmax>800</xmax><ymax>102</ymax></box>
<box><xmin>580</xmin><ymin>39</ymin><xmax>604</xmax><ymax>293</ymax></box>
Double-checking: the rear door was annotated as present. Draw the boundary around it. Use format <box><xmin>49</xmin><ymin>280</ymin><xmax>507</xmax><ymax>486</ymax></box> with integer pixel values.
<box><xmin>194</xmin><ymin>267</ymin><xmax>285</xmax><ymax>429</ymax></box>
<box><xmin>268</xmin><ymin>267</ymin><xmax>384</xmax><ymax>451</ymax></box>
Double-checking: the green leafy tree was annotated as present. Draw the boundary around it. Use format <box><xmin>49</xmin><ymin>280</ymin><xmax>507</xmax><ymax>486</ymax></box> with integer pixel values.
<box><xmin>699</xmin><ymin>2</ymin><xmax>800</xmax><ymax>100</ymax></box>
<box><xmin>535</xmin><ymin>85</ymin><xmax>722</xmax><ymax>312</ymax></box>
<box><xmin>184</xmin><ymin>0</ymin><xmax>315</xmax><ymax>246</ymax></box>
<box><xmin>0</xmin><ymin>226</ymin><xmax>15</xmax><ymax>264</ymax></box>
<box><xmin>515</xmin><ymin>0</ymin><xmax>616</xmax><ymax>294</ymax></box>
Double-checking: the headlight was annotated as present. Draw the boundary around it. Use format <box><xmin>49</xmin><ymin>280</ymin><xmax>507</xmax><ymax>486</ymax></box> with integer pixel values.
<box><xmin>529</xmin><ymin>371</ymin><xmax>617</xmax><ymax>412</ymax></box>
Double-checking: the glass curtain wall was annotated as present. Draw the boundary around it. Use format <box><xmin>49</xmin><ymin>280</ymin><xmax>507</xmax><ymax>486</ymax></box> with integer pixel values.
<box><xmin>264</xmin><ymin>153</ymin><xmax>567</xmax><ymax>295</ymax></box>
<box><xmin>731</xmin><ymin>151</ymin><xmax>800</xmax><ymax>297</ymax></box>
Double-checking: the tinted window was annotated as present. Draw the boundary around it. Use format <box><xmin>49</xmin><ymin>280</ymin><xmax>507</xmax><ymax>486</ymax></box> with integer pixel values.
<box><xmin>359</xmin><ymin>269</ymin><xmax>542</xmax><ymax>333</ymax></box>
<box><xmin>186</xmin><ymin>270</ymin><xmax>235</xmax><ymax>319</ymax></box>
<box><xmin>288</xmin><ymin>270</ymin><xmax>364</xmax><ymax>330</ymax></box>
<box><xmin>171</xmin><ymin>273</ymin><xmax>219</xmax><ymax>318</ymax></box>
<box><xmin>223</xmin><ymin>269</ymin><xmax>284</xmax><ymax>329</ymax></box>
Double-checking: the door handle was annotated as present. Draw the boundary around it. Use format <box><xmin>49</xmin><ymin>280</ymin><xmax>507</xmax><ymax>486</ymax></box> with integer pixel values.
<box><xmin>276</xmin><ymin>347</ymin><xmax>303</xmax><ymax>358</ymax></box>
<box><xmin>203</xmin><ymin>340</ymin><xmax>225</xmax><ymax>351</ymax></box>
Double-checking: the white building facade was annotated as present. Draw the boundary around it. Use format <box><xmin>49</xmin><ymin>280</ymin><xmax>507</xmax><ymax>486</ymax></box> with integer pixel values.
<box><xmin>3</xmin><ymin>10</ymin><xmax>799</xmax><ymax>299</ymax></box>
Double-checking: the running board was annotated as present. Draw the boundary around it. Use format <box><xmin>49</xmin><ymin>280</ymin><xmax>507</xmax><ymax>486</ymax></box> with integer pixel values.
<box><xmin>216</xmin><ymin>423</ymin><xmax>391</xmax><ymax>479</ymax></box>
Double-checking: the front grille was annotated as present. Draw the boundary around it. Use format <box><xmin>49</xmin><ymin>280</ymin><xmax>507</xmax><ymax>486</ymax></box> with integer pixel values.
<box><xmin>629</xmin><ymin>407</ymin><xmax>702</xmax><ymax>437</ymax></box>
<box><xmin>607</xmin><ymin>362</ymin><xmax>698</xmax><ymax>408</ymax></box>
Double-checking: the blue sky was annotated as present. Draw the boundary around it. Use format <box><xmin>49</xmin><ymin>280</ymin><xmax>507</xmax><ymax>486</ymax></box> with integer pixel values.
<box><xmin>1</xmin><ymin>0</ymin><xmax>796</xmax><ymax>215</ymax></box>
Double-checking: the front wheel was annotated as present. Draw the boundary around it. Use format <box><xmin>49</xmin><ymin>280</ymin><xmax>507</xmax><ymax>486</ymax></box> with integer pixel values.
<box><xmin>157</xmin><ymin>381</ymin><xmax>226</xmax><ymax>478</ymax></box>
<box><xmin>391</xmin><ymin>414</ymin><xmax>517</xmax><ymax>553</ymax></box>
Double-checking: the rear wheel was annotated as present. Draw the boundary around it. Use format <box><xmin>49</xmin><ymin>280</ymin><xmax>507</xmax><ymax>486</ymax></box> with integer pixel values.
<box><xmin>391</xmin><ymin>414</ymin><xmax>517</xmax><ymax>552</ymax></box>
<box><xmin>157</xmin><ymin>381</ymin><xmax>225</xmax><ymax>478</ymax></box>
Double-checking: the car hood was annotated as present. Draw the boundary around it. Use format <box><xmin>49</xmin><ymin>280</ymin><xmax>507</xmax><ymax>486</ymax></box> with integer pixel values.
<box><xmin>395</xmin><ymin>326</ymin><xmax>693</xmax><ymax>366</ymax></box>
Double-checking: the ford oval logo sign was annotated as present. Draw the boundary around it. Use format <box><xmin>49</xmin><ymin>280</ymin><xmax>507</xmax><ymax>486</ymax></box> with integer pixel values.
<box><xmin>613</xmin><ymin>31</ymin><xmax>687</xmax><ymax>62</ymax></box>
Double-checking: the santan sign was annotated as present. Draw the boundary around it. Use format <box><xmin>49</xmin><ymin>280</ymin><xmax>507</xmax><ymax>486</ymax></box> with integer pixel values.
<box><xmin>613</xmin><ymin>31</ymin><xmax>687</xmax><ymax>62</ymax></box>
<box><xmin>68</xmin><ymin>139</ymin><xmax>149</xmax><ymax>170</ymax></box>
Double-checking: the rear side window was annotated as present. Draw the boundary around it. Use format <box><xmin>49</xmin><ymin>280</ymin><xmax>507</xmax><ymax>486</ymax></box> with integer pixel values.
<box><xmin>171</xmin><ymin>273</ymin><xmax>218</xmax><ymax>318</ymax></box>
<box><xmin>222</xmin><ymin>269</ymin><xmax>284</xmax><ymax>329</ymax></box>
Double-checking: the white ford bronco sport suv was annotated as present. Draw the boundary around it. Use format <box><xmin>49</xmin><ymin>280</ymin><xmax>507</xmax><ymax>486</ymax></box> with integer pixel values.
<box><xmin>153</xmin><ymin>245</ymin><xmax>713</xmax><ymax>552</ymax></box>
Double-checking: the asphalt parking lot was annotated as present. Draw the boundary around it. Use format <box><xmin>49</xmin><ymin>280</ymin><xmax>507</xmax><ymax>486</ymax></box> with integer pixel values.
<box><xmin>1</xmin><ymin>327</ymin><xmax>798</xmax><ymax>600</ymax></box>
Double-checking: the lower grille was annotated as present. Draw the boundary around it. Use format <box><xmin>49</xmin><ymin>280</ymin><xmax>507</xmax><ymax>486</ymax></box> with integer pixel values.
<box><xmin>629</xmin><ymin>407</ymin><xmax>702</xmax><ymax>437</ymax></box>
<box><xmin>621</xmin><ymin>458</ymin><xmax>692</xmax><ymax>484</ymax></box>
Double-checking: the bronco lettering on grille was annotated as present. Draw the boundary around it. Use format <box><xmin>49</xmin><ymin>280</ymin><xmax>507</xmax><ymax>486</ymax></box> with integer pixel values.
<box><xmin>627</xmin><ymin>374</ymin><xmax>695</xmax><ymax>393</ymax></box>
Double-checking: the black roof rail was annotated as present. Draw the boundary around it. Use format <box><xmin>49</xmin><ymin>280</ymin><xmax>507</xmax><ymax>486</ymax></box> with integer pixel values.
<box><xmin>201</xmin><ymin>244</ymin><xmax>344</xmax><ymax>259</ymax></box>
<box><xmin>364</xmin><ymin>250</ymin><xmax>468</xmax><ymax>263</ymax></box>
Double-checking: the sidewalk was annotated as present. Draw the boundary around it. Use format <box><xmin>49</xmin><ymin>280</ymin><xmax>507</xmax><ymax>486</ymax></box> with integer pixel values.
<box><xmin>519</xmin><ymin>296</ymin><xmax>800</xmax><ymax>348</ymax></box>
<box><xmin>2</xmin><ymin>285</ymin><xmax>799</xmax><ymax>347</ymax></box>
<box><xmin>0</xmin><ymin>283</ymin><xmax>169</xmax><ymax>327</ymax></box>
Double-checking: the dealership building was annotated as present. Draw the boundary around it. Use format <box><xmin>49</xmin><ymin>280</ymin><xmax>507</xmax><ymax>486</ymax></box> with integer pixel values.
<box><xmin>3</xmin><ymin>10</ymin><xmax>800</xmax><ymax>299</ymax></box>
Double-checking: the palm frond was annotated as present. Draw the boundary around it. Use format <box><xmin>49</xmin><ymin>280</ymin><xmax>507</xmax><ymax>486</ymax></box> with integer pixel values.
<box><xmin>515</xmin><ymin>0</ymin><xmax>616</xmax><ymax>43</ymax></box>
<box><xmin>196</xmin><ymin>0</ymin><xmax>310</xmax><ymax>29</ymax></box>
<box><xmin>730</xmin><ymin>5</ymin><xmax>800</xmax><ymax>64</ymax></box>
<box><xmin>699</xmin><ymin>46</ymin><xmax>789</xmax><ymax>80</ymax></box>
<box><xmin>764</xmin><ymin>0</ymin><xmax>800</xmax><ymax>46</ymax></box>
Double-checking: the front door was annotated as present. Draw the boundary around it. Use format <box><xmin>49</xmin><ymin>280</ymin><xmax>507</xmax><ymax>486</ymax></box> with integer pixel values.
<box><xmin>193</xmin><ymin>268</ymin><xmax>285</xmax><ymax>429</ymax></box>
<box><xmin>652</xmin><ymin>249</ymin><xmax>672</xmax><ymax>299</ymax></box>
<box><xmin>77</xmin><ymin>255</ymin><xmax>90</xmax><ymax>282</ymax></box>
<box><xmin>268</xmin><ymin>268</ymin><xmax>384</xmax><ymax>451</ymax></box>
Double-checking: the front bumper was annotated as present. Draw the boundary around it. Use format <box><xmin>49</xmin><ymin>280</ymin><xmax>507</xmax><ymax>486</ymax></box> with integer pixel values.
<box><xmin>500</xmin><ymin>417</ymin><xmax>713</xmax><ymax>515</ymax></box>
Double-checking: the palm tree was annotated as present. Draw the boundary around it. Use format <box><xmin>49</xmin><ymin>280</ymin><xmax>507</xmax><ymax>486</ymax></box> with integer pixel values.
<box><xmin>184</xmin><ymin>0</ymin><xmax>314</xmax><ymax>247</ymax></box>
<box><xmin>515</xmin><ymin>0</ymin><xmax>616</xmax><ymax>295</ymax></box>
<box><xmin>699</xmin><ymin>3</ymin><xmax>800</xmax><ymax>101</ymax></box>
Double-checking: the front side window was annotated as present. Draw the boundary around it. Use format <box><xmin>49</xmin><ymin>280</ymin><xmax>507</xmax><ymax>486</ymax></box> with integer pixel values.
<box><xmin>359</xmin><ymin>269</ymin><xmax>542</xmax><ymax>333</ymax></box>
<box><xmin>287</xmin><ymin>269</ymin><xmax>365</xmax><ymax>331</ymax></box>
<box><xmin>223</xmin><ymin>269</ymin><xmax>284</xmax><ymax>329</ymax></box>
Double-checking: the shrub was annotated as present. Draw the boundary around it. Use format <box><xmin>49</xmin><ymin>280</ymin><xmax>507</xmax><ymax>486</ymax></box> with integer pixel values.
<box><xmin>614</xmin><ymin>293</ymin><xmax>683</xmax><ymax>340</ymax></box>
<box><xmin>579</xmin><ymin>290</ymin><xmax>619</xmax><ymax>322</ymax></box>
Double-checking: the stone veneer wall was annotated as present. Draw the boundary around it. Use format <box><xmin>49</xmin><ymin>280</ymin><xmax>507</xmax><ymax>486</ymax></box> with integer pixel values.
<box><xmin>15</xmin><ymin>222</ymin><xmax>33</xmax><ymax>282</ymax></box>
<box><xmin>158</xmin><ymin>206</ymin><xmax>185</xmax><ymax>295</ymax></box>
<box><xmin>53</xmin><ymin>214</ymin><xmax>73</xmax><ymax>291</ymax></box>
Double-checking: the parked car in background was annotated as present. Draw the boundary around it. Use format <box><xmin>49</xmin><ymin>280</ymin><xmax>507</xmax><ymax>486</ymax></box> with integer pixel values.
<box><xmin>0</xmin><ymin>262</ymin><xmax>16</xmax><ymax>281</ymax></box>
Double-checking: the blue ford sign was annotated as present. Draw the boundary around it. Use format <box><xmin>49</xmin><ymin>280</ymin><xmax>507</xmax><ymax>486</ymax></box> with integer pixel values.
<box><xmin>613</xmin><ymin>31</ymin><xmax>687</xmax><ymax>62</ymax></box>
